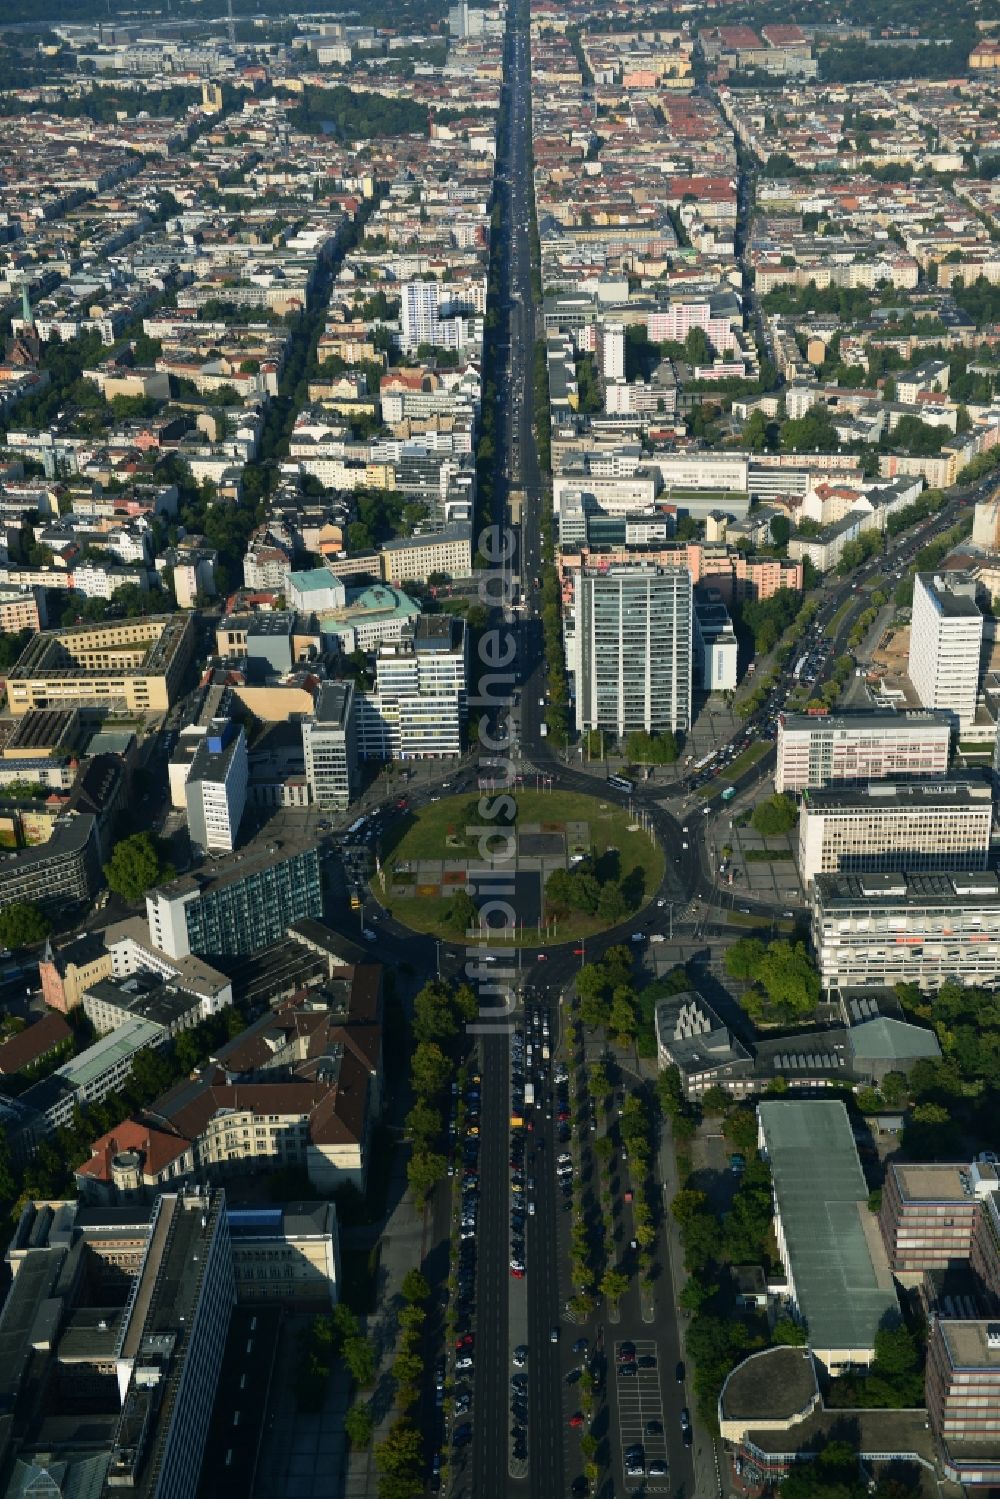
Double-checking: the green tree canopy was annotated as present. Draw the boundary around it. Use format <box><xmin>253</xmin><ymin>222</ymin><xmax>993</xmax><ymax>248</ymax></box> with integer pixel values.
<box><xmin>104</xmin><ymin>833</ymin><xmax>173</xmax><ymax>902</ymax></box>
<box><xmin>0</xmin><ymin>902</ymin><xmax>50</xmax><ymax>948</ymax></box>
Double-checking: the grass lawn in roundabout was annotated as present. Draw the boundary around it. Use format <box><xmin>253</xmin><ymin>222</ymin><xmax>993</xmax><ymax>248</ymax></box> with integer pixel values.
<box><xmin>373</xmin><ymin>788</ymin><xmax>666</xmax><ymax>946</ymax></box>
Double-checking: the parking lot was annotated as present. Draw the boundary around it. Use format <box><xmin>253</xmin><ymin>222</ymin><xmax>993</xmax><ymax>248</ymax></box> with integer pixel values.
<box><xmin>614</xmin><ymin>1339</ymin><xmax>671</xmax><ymax>1492</ymax></box>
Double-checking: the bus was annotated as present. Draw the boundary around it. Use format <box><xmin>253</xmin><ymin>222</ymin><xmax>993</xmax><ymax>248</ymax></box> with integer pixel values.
<box><xmin>607</xmin><ymin>775</ymin><xmax>634</xmax><ymax>793</ymax></box>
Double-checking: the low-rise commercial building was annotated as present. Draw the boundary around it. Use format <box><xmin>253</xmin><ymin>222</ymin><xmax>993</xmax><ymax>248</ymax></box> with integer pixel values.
<box><xmin>797</xmin><ymin>776</ymin><xmax>993</xmax><ymax>886</ymax></box>
<box><xmin>380</xmin><ymin>524</ymin><xmax>474</xmax><ymax>585</ymax></box>
<box><xmin>775</xmin><ymin>709</ymin><xmax>952</xmax><ymax>793</ymax></box>
<box><xmin>811</xmin><ymin>870</ymin><xmax>1000</xmax><ymax>991</ymax></box>
<box><xmin>758</xmin><ymin>1099</ymin><xmax>899</xmax><ymax>1374</ymax></box>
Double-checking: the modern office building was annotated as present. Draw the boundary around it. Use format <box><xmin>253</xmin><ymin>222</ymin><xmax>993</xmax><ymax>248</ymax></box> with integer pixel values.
<box><xmin>184</xmin><ymin>718</ymin><xmax>248</xmax><ymax>854</ymax></box>
<box><xmin>775</xmin><ymin>709</ymin><xmax>953</xmax><ymax>793</ymax></box>
<box><xmin>5</xmin><ymin>614</ymin><xmax>193</xmax><ymax>717</ymax></box>
<box><xmin>811</xmin><ymin>870</ymin><xmax>1000</xmax><ymax>990</ymax></box>
<box><xmin>359</xmin><ymin>615</ymin><xmax>468</xmax><ymax>760</ymax></box>
<box><xmin>757</xmin><ymin>1099</ymin><xmax>899</xmax><ymax>1374</ymax></box>
<box><xmin>797</xmin><ymin>775</ymin><xmax>993</xmax><ymax>886</ymax></box>
<box><xmin>0</xmin><ymin>1190</ymin><xmax>234</xmax><ymax>1499</ymax></box>
<box><xmin>573</xmin><ymin>566</ymin><xmax>692</xmax><ymax>735</ymax></box>
<box><xmin>927</xmin><ymin>1320</ymin><xmax>1000</xmax><ymax>1483</ymax></box>
<box><xmin>145</xmin><ymin>830</ymin><xmax>323</xmax><ymax>959</ymax></box>
<box><xmin>879</xmin><ymin>1161</ymin><xmax>992</xmax><ymax>1274</ymax></box>
<box><xmin>693</xmin><ymin>597</ymin><xmax>738</xmax><ymax>692</ymax></box>
<box><xmin>908</xmin><ymin>572</ymin><xmax>984</xmax><ymax>728</ymax></box>
<box><xmin>302</xmin><ymin>681</ymin><xmax>357</xmax><ymax>810</ymax></box>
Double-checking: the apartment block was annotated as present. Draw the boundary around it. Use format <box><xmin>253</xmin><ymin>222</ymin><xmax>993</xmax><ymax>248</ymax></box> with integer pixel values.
<box><xmin>909</xmin><ymin>572</ymin><xmax>984</xmax><ymax>728</ymax></box>
<box><xmin>5</xmin><ymin>614</ymin><xmax>193</xmax><ymax>717</ymax></box>
<box><xmin>302</xmin><ymin>681</ymin><xmax>357</xmax><ymax>810</ymax></box>
<box><xmin>146</xmin><ymin>830</ymin><xmax>323</xmax><ymax>959</ymax></box>
<box><xmin>184</xmin><ymin>718</ymin><xmax>248</xmax><ymax>854</ymax></box>
<box><xmin>775</xmin><ymin>709</ymin><xmax>952</xmax><ymax>793</ymax></box>
<box><xmin>797</xmin><ymin>776</ymin><xmax>993</xmax><ymax>886</ymax></box>
<box><xmin>574</xmin><ymin>566</ymin><xmax>692</xmax><ymax>735</ymax></box>
<box><xmin>811</xmin><ymin>870</ymin><xmax>1000</xmax><ymax>990</ymax></box>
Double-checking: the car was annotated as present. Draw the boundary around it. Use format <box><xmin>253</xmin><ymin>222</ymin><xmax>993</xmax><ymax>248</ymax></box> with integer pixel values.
<box><xmin>568</xmin><ymin>1412</ymin><xmax>584</xmax><ymax>1428</ymax></box>
<box><xmin>572</xmin><ymin>1337</ymin><xmax>588</xmax><ymax>1355</ymax></box>
<box><xmin>536</xmin><ymin>953</ymin><xmax>547</xmax><ymax>962</ymax></box>
<box><xmin>649</xmin><ymin>1460</ymin><xmax>669</xmax><ymax>1477</ymax></box>
<box><xmin>510</xmin><ymin>1373</ymin><xmax>528</xmax><ymax>1391</ymax></box>
<box><xmin>571</xmin><ymin>1480</ymin><xmax>590</xmax><ymax>1497</ymax></box>
<box><xmin>625</xmin><ymin>1444</ymin><xmax>644</xmax><ymax>1462</ymax></box>
<box><xmin>675</xmin><ymin>1361</ymin><xmax>685</xmax><ymax>1383</ymax></box>
<box><xmin>618</xmin><ymin>1343</ymin><xmax>636</xmax><ymax>1362</ymax></box>
<box><xmin>513</xmin><ymin>1344</ymin><xmax>528</xmax><ymax>1367</ymax></box>
<box><xmin>550</xmin><ymin>1325</ymin><xmax>560</xmax><ymax>1344</ymax></box>
<box><xmin>455</xmin><ymin>1393</ymin><xmax>472</xmax><ymax>1415</ymax></box>
<box><xmin>637</xmin><ymin>1354</ymin><xmax>657</xmax><ymax>1369</ymax></box>
<box><xmin>527</xmin><ymin>1200</ymin><xmax>535</xmax><ymax>1215</ymax></box>
<box><xmin>456</xmin><ymin>1333</ymin><xmax>474</xmax><ymax>1350</ymax></box>
<box><xmin>510</xmin><ymin>1264</ymin><xmax>525</xmax><ymax>1278</ymax></box>
<box><xmin>626</xmin><ymin>1462</ymin><xmax>645</xmax><ymax>1477</ymax></box>
<box><xmin>618</xmin><ymin>1363</ymin><xmax>637</xmax><ymax>1377</ymax></box>
<box><xmin>645</xmin><ymin>1420</ymin><xmax>663</xmax><ymax>1436</ymax></box>
<box><xmin>680</xmin><ymin>1407</ymin><xmax>691</xmax><ymax>1432</ymax></box>
<box><xmin>453</xmin><ymin>1423</ymin><xmax>473</xmax><ymax>1447</ymax></box>
<box><xmin>456</xmin><ymin>1356</ymin><xmax>474</xmax><ymax>1371</ymax></box>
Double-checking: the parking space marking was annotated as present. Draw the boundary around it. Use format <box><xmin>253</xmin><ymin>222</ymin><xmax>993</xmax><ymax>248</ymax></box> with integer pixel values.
<box><xmin>614</xmin><ymin>1339</ymin><xmax>671</xmax><ymax>1492</ymax></box>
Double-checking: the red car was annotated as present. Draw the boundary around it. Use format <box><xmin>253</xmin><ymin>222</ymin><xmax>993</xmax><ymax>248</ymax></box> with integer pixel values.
<box><xmin>396</xmin><ymin>797</ymin><xmax>408</xmax><ymax>810</ymax></box>
<box><xmin>537</xmin><ymin>954</ymin><xmax>548</xmax><ymax>962</ymax></box>
<box><xmin>456</xmin><ymin>1333</ymin><xmax>474</xmax><ymax>1350</ymax></box>
<box><xmin>573</xmin><ymin>947</ymin><xmax>585</xmax><ymax>956</ymax></box>
<box><xmin>568</xmin><ymin>1413</ymin><xmax>584</xmax><ymax>1429</ymax></box>
<box><xmin>510</xmin><ymin>1265</ymin><xmax>525</xmax><ymax>1279</ymax></box>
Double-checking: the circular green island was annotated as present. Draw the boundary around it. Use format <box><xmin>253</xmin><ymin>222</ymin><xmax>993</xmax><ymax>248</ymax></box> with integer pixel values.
<box><xmin>373</xmin><ymin>788</ymin><xmax>666</xmax><ymax>946</ymax></box>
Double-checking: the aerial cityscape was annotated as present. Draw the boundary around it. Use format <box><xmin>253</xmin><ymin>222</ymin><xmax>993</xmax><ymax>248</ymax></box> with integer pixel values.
<box><xmin>1</xmin><ymin>0</ymin><xmax>1000</xmax><ymax>1497</ymax></box>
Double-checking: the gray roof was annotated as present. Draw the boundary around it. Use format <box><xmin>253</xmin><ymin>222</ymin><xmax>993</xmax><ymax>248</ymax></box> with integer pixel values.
<box><xmin>847</xmin><ymin>1017</ymin><xmax>941</xmax><ymax>1064</ymax></box>
<box><xmin>758</xmin><ymin>1100</ymin><xmax>899</xmax><ymax>1357</ymax></box>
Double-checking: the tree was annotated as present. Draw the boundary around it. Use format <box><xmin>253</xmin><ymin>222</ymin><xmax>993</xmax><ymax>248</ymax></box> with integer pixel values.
<box><xmin>773</xmin><ymin>1317</ymin><xmax>808</xmax><ymax>1346</ymax></box>
<box><xmin>345</xmin><ymin>1402</ymin><xmax>374</xmax><ymax>1447</ymax></box>
<box><xmin>600</xmin><ymin>1267</ymin><xmax>630</xmax><ymax>1307</ymax></box>
<box><xmin>609</xmin><ymin>987</ymin><xmax>637</xmax><ymax>1042</ymax></box>
<box><xmin>410</xmin><ymin>1042</ymin><xmax>450</xmax><ymax>1099</ymax></box>
<box><xmin>375</xmin><ymin>1418</ymin><xmax>424</xmax><ymax>1478</ymax></box>
<box><xmin>443</xmin><ymin>888</ymin><xmax>479</xmax><ymax>936</ymax></box>
<box><xmin>405</xmin><ymin>1100</ymin><xmax>441</xmax><ymax>1147</ymax></box>
<box><xmin>873</xmin><ymin>1324</ymin><xmax>918</xmax><ymax>1376</ymax></box>
<box><xmin>406</xmin><ymin>1149</ymin><xmax>447</xmax><ymax>1202</ymax></box>
<box><xmin>104</xmin><ymin>832</ymin><xmax>173</xmax><ymax>902</ymax></box>
<box><xmin>722</xmin><ymin>1110</ymin><xmax>758</xmax><ymax>1153</ymax></box>
<box><xmin>756</xmin><ymin>941</ymin><xmax>820</xmax><ymax>1014</ymax></box>
<box><xmin>412</xmin><ymin>982</ymin><xmax>458</xmax><ymax>1043</ymax></box>
<box><xmin>671</xmin><ymin>1188</ymin><xmax>709</xmax><ymax>1225</ymax></box>
<box><xmin>400</xmin><ymin>1268</ymin><xmax>430</xmax><ymax>1304</ymax></box>
<box><xmin>724</xmin><ymin>938</ymin><xmax>766</xmax><ymax>982</ymax></box>
<box><xmin>0</xmin><ymin>901</ymin><xmax>50</xmax><ymax>948</ymax></box>
<box><xmin>597</xmin><ymin>881</ymin><xmax>627</xmax><ymax>923</ymax></box>
<box><xmin>344</xmin><ymin>1335</ymin><xmax>377</xmax><ymax>1386</ymax></box>
<box><xmin>700</xmin><ymin>1085</ymin><xmax>732</xmax><ymax>1115</ymax></box>
<box><xmin>751</xmin><ymin>794</ymin><xmax>798</xmax><ymax>838</ymax></box>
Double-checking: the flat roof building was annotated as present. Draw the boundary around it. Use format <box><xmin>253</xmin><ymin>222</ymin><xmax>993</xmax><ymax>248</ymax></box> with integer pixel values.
<box><xmin>5</xmin><ymin>615</ymin><xmax>193</xmax><ymax>717</ymax></box>
<box><xmin>302</xmin><ymin>681</ymin><xmax>357</xmax><ymax>810</ymax></box>
<box><xmin>908</xmin><ymin>572</ymin><xmax>984</xmax><ymax>729</ymax></box>
<box><xmin>758</xmin><ymin>1099</ymin><xmax>899</xmax><ymax>1374</ymax></box>
<box><xmin>811</xmin><ymin>870</ymin><xmax>1000</xmax><ymax>990</ymax></box>
<box><xmin>184</xmin><ymin>717</ymin><xmax>248</xmax><ymax>854</ymax></box>
<box><xmin>775</xmin><ymin>709</ymin><xmax>952</xmax><ymax>793</ymax></box>
<box><xmin>146</xmin><ymin>826</ymin><xmax>323</xmax><ymax>960</ymax></box>
<box><xmin>797</xmin><ymin>775</ymin><xmax>993</xmax><ymax>886</ymax></box>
